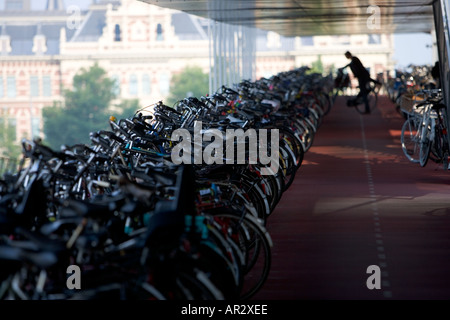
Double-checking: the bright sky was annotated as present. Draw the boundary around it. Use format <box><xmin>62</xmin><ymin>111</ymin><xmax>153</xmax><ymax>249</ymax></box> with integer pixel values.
<box><xmin>0</xmin><ymin>0</ymin><xmax>92</xmax><ymax>10</ymax></box>
<box><xmin>0</xmin><ymin>0</ymin><xmax>437</xmax><ymax>70</ymax></box>
<box><xmin>393</xmin><ymin>33</ymin><xmax>435</xmax><ymax>70</ymax></box>
<box><xmin>36</xmin><ymin>0</ymin><xmax>92</xmax><ymax>10</ymax></box>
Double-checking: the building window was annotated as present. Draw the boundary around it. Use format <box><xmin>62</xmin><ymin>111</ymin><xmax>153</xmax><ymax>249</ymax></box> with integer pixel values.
<box><xmin>31</xmin><ymin>117</ymin><xmax>40</xmax><ymax>138</ymax></box>
<box><xmin>42</xmin><ymin>76</ymin><xmax>51</xmax><ymax>96</ymax></box>
<box><xmin>1</xmin><ymin>36</ymin><xmax>11</xmax><ymax>55</ymax></box>
<box><xmin>5</xmin><ymin>2</ymin><xmax>22</xmax><ymax>10</ymax></box>
<box><xmin>159</xmin><ymin>73</ymin><xmax>170</xmax><ymax>95</ymax></box>
<box><xmin>7</xmin><ymin>76</ymin><xmax>16</xmax><ymax>98</ymax></box>
<box><xmin>156</xmin><ymin>23</ymin><xmax>163</xmax><ymax>41</ymax></box>
<box><xmin>368</xmin><ymin>34</ymin><xmax>381</xmax><ymax>44</ymax></box>
<box><xmin>114</xmin><ymin>24</ymin><xmax>121</xmax><ymax>42</ymax></box>
<box><xmin>301</xmin><ymin>36</ymin><xmax>314</xmax><ymax>46</ymax></box>
<box><xmin>0</xmin><ymin>76</ymin><xmax>3</xmax><ymax>98</ymax></box>
<box><xmin>30</xmin><ymin>76</ymin><xmax>39</xmax><ymax>97</ymax></box>
<box><xmin>142</xmin><ymin>74</ymin><xmax>151</xmax><ymax>95</ymax></box>
<box><xmin>129</xmin><ymin>74</ymin><xmax>138</xmax><ymax>96</ymax></box>
<box><xmin>111</xmin><ymin>74</ymin><xmax>121</xmax><ymax>96</ymax></box>
<box><xmin>332</xmin><ymin>35</ymin><xmax>350</xmax><ymax>45</ymax></box>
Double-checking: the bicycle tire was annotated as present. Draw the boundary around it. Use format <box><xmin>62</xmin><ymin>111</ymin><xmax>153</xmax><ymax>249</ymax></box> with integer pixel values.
<box><xmin>260</xmin><ymin>171</ymin><xmax>283</xmax><ymax>212</ymax></box>
<box><xmin>222</xmin><ymin>184</ymin><xmax>262</xmax><ymax>221</ymax></box>
<box><xmin>234</xmin><ymin>178</ymin><xmax>270</xmax><ymax>221</ymax></box>
<box><xmin>208</xmin><ymin>210</ymin><xmax>272</xmax><ymax>300</ymax></box>
<box><xmin>401</xmin><ymin>117</ymin><xmax>421</xmax><ymax>163</ymax></box>
<box><xmin>369</xmin><ymin>91</ymin><xmax>378</xmax><ymax>111</ymax></box>
<box><xmin>205</xmin><ymin>221</ymin><xmax>245</xmax><ymax>288</ymax></box>
<box><xmin>355</xmin><ymin>79</ymin><xmax>379</xmax><ymax>114</ymax></box>
<box><xmin>175</xmin><ymin>269</ymin><xmax>225</xmax><ymax>300</ymax></box>
<box><xmin>332</xmin><ymin>88</ymin><xmax>341</xmax><ymax>105</ymax></box>
<box><xmin>280</xmin><ymin>128</ymin><xmax>304</xmax><ymax>169</ymax></box>
<box><xmin>317</xmin><ymin>91</ymin><xmax>332</xmax><ymax>115</ymax></box>
<box><xmin>194</xmin><ymin>241</ymin><xmax>242</xmax><ymax>300</ymax></box>
<box><xmin>308</xmin><ymin>102</ymin><xmax>324</xmax><ymax>128</ymax></box>
<box><xmin>444</xmin><ymin>151</ymin><xmax>449</xmax><ymax>170</ymax></box>
<box><xmin>430</xmin><ymin>125</ymin><xmax>444</xmax><ymax>163</ymax></box>
<box><xmin>241</xmin><ymin>168</ymin><xmax>279</xmax><ymax>216</ymax></box>
<box><xmin>355</xmin><ymin>91</ymin><xmax>377</xmax><ymax>114</ymax></box>
<box><xmin>278</xmin><ymin>141</ymin><xmax>297</xmax><ymax>191</ymax></box>
<box><xmin>419</xmin><ymin>125</ymin><xmax>432</xmax><ymax>167</ymax></box>
<box><xmin>240</xmin><ymin>170</ymin><xmax>275</xmax><ymax>220</ymax></box>
<box><xmin>294</xmin><ymin>117</ymin><xmax>315</xmax><ymax>152</ymax></box>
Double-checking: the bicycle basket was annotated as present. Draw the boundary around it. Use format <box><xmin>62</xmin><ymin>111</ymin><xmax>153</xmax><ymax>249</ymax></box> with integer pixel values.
<box><xmin>400</xmin><ymin>93</ymin><xmax>425</xmax><ymax>114</ymax></box>
<box><xmin>335</xmin><ymin>73</ymin><xmax>350</xmax><ymax>89</ymax></box>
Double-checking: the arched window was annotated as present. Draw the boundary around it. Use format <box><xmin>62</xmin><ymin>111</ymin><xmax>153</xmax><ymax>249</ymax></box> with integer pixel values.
<box><xmin>129</xmin><ymin>74</ymin><xmax>138</xmax><ymax>96</ymax></box>
<box><xmin>7</xmin><ymin>76</ymin><xmax>16</xmax><ymax>98</ymax></box>
<box><xmin>0</xmin><ymin>76</ymin><xmax>4</xmax><ymax>98</ymax></box>
<box><xmin>30</xmin><ymin>75</ymin><xmax>39</xmax><ymax>97</ymax></box>
<box><xmin>31</xmin><ymin>117</ymin><xmax>40</xmax><ymax>138</ymax></box>
<box><xmin>111</xmin><ymin>74</ymin><xmax>121</xmax><ymax>96</ymax></box>
<box><xmin>142</xmin><ymin>74</ymin><xmax>151</xmax><ymax>95</ymax></box>
<box><xmin>114</xmin><ymin>24</ymin><xmax>121</xmax><ymax>42</ymax></box>
<box><xmin>42</xmin><ymin>76</ymin><xmax>51</xmax><ymax>97</ymax></box>
<box><xmin>301</xmin><ymin>36</ymin><xmax>314</xmax><ymax>46</ymax></box>
<box><xmin>156</xmin><ymin>23</ymin><xmax>163</xmax><ymax>41</ymax></box>
<box><xmin>159</xmin><ymin>73</ymin><xmax>170</xmax><ymax>95</ymax></box>
<box><xmin>368</xmin><ymin>34</ymin><xmax>381</xmax><ymax>45</ymax></box>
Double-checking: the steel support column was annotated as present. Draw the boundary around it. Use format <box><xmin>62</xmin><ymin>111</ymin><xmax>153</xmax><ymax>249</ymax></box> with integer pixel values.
<box><xmin>433</xmin><ymin>0</ymin><xmax>450</xmax><ymax>129</ymax></box>
<box><xmin>207</xmin><ymin>1</ymin><xmax>256</xmax><ymax>94</ymax></box>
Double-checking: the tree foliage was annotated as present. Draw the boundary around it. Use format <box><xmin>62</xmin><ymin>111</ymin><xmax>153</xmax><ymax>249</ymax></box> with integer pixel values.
<box><xmin>310</xmin><ymin>55</ymin><xmax>324</xmax><ymax>75</ymax></box>
<box><xmin>112</xmin><ymin>99</ymin><xmax>141</xmax><ymax>120</ymax></box>
<box><xmin>0</xmin><ymin>121</ymin><xmax>20</xmax><ymax>159</ymax></box>
<box><xmin>42</xmin><ymin>63</ymin><xmax>122</xmax><ymax>149</ymax></box>
<box><xmin>165</xmin><ymin>66</ymin><xmax>209</xmax><ymax>107</ymax></box>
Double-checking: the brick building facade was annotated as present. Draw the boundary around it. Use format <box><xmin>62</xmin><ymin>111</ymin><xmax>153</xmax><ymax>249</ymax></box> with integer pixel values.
<box><xmin>0</xmin><ymin>0</ymin><xmax>394</xmax><ymax>142</ymax></box>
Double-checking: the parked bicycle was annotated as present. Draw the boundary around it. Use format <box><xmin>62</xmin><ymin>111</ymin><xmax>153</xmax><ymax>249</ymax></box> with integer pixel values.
<box><xmin>400</xmin><ymin>89</ymin><xmax>449</xmax><ymax>169</ymax></box>
<box><xmin>332</xmin><ymin>70</ymin><xmax>380</xmax><ymax>114</ymax></box>
<box><xmin>332</xmin><ymin>68</ymin><xmax>350</xmax><ymax>104</ymax></box>
<box><xmin>0</xmin><ymin>66</ymin><xmax>333</xmax><ymax>300</ymax></box>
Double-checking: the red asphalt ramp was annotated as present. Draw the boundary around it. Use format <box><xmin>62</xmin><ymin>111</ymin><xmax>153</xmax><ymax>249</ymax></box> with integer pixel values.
<box><xmin>253</xmin><ymin>95</ymin><xmax>450</xmax><ymax>300</ymax></box>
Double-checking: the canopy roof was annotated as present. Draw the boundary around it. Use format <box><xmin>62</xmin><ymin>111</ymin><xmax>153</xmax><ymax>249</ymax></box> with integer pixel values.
<box><xmin>138</xmin><ymin>0</ymin><xmax>435</xmax><ymax>37</ymax></box>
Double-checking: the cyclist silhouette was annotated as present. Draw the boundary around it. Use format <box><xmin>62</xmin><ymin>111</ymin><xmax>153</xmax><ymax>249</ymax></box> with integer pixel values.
<box><xmin>339</xmin><ymin>51</ymin><xmax>380</xmax><ymax>114</ymax></box>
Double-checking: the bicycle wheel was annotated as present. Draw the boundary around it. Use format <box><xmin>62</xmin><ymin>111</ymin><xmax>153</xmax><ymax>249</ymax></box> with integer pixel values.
<box><xmin>419</xmin><ymin>121</ymin><xmax>432</xmax><ymax>167</ymax></box>
<box><xmin>444</xmin><ymin>149</ymin><xmax>449</xmax><ymax>170</ymax></box>
<box><xmin>278</xmin><ymin>141</ymin><xmax>297</xmax><ymax>191</ymax></box>
<box><xmin>175</xmin><ymin>269</ymin><xmax>225</xmax><ymax>300</ymax></box>
<box><xmin>368</xmin><ymin>90</ymin><xmax>378</xmax><ymax>111</ymax></box>
<box><xmin>400</xmin><ymin>117</ymin><xmax>420</xmax><ymax>163</ymax></box>
<box><xmin>234</xmin><ymin>178</ymin><xmax>270</xmax><ymax>221</ymax></box>
<box><xmin>355</xmin><ymin>97</ymin><xmax>367</xmax><ymax>114</ymax></box>
<box><xmin>438</xmin><ymin>108</ymin><xmax>450</xmax><ymax>170</ymax></box>
<box><xmin>430</xmin><ymin>125</ymin><xmax>444</xmax><ymax>163</ymax></box>
<box><xmin>260</xmin><ymin>171</ymin><xmax>283</xmax><ymax>212</ymax></box>
<box><xmin>332</xmin><ymin>88</ymin><xmax>340</xmax><ymax>104</ymax></box>
<box><xmin>208</xmin><ymin>210</ymin><xmax>272</xmax><ymax>300</ymax></box>
<box><xmin>317</xmin><ymin>91</ymin><xmax>332</xmax><ymax>115</ymax></box>
<box><xmin>294</xmin><ymin>117</ymin><xmax>315</xmax><ymax>152</ymax></box>
<box><xmin>280</xmin><ymin>128</ymin><xmax>304</xmax><ymax>169</ymax></box>
<box><xmin>355</xmin><ymin>91</ymin><xmax>377</xmax><ymax>114</ymax></box>
<box><xmin>308</xmin><ymin>101</ymin><xmax>324</xmax><ymax>128</ymax></box>
<box><xmin>429</xmin><ymin>122</ymin><xmax>450</xmax><ymax>170</ymax></box>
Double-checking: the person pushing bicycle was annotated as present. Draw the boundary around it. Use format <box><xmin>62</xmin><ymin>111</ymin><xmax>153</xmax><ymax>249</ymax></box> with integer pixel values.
<box><xmin>339</xmin><ymin>51</ymin><xmax>381</xmax><ymax>114</ymax></box>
